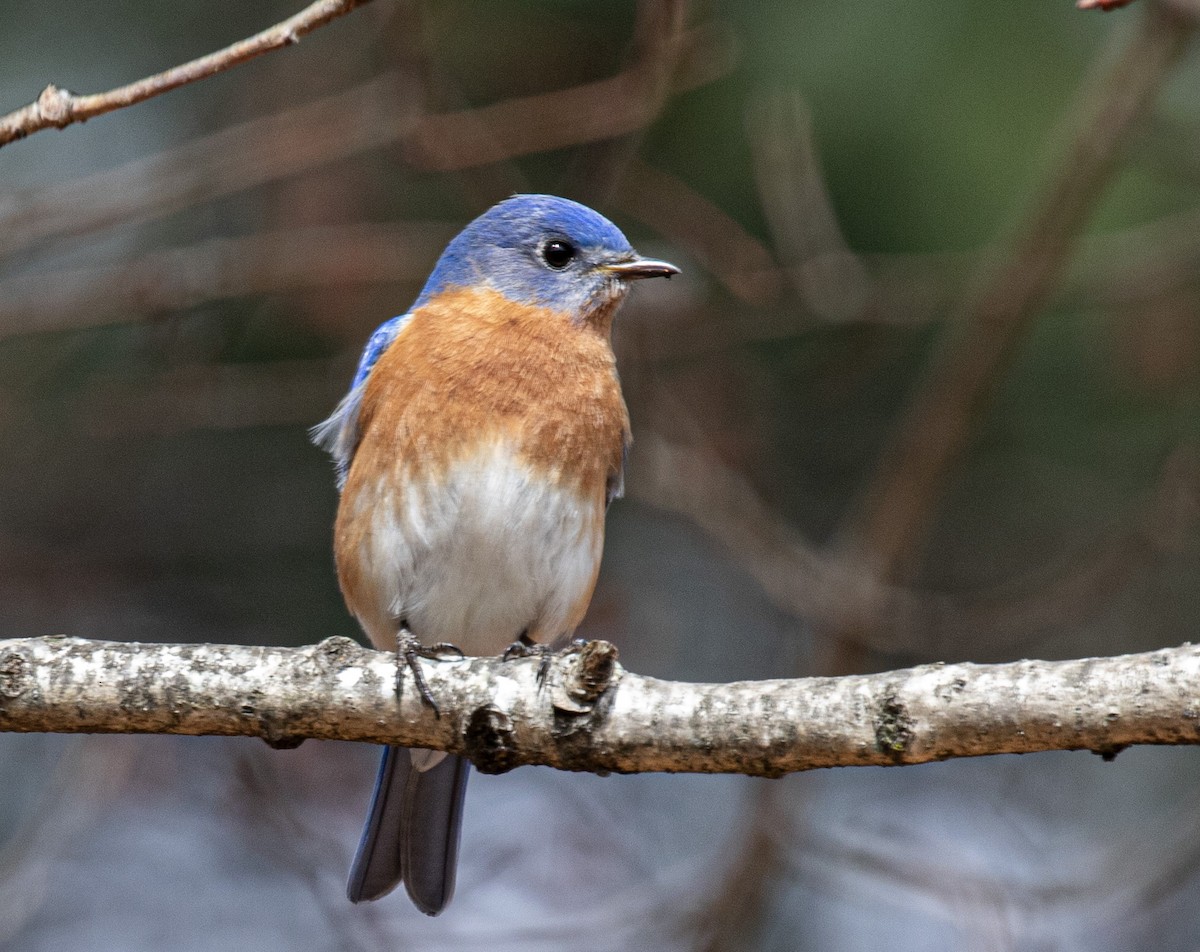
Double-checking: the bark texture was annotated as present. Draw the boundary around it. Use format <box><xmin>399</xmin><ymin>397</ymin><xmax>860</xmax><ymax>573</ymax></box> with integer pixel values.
<box><xmin>2</xmin><ymin>636</ymin><xmax>1199</xmax><ymax>775</ymax></box>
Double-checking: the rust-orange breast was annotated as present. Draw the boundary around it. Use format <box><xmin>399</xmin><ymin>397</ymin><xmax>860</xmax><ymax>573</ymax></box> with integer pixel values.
<box><xmin>345</xmin><ymin>285</ymin><xmax>629</xmax><ymax>501</ymax></box>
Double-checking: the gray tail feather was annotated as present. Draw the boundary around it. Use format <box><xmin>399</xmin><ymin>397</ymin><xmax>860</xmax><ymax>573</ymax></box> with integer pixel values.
<box><xmin>346</xmin><ymin>746</ymin><xmax>470</xmax><ymax>915</ymax></box>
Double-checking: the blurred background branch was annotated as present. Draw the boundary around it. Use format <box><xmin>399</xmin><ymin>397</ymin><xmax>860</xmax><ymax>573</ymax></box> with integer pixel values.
<box><xmin>823</xmin><ymin>0</ymin><xmax>1196</xmax><ymax>673</ymax></box>
<box><xmin>4</xmin><ymin>0</ymin><xmax>1200</xmax><ymax>949</ymax></box>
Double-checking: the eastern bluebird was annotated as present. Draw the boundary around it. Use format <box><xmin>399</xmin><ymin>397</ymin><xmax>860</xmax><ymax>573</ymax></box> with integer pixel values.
<box><xmin>312</xmin><ymin>194</ymin><xmax>678</xmax><ymax>915</ymax></box>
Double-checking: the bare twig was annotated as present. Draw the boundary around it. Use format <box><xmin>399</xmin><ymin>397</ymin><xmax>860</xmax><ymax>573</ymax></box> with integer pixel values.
<box><xmin>0</xmin><ymin>20</ymin><xmax>731</xmax><ymax>264</ymax></box>
<box><xmin>0</xmin><ymin>0</ymin><xmax>375</xmax><ymax>148</ymax></box>
<box><xmin>1</xmin><ymin>636</ymin><xmax>1199</xmax><ymax>773</ymax></box>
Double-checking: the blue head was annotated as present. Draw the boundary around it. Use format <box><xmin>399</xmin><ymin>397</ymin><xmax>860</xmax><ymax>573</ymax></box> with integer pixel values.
<box><xmin>414</xmin><ymin>194</ymin><xmax>678</xmax><ymax>318</ymax></box>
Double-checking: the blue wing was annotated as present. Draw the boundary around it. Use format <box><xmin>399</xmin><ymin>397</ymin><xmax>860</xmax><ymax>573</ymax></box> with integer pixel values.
<box><xmin>311</xmin><ymin>314</ymin><xmax>411</xmax><ymax>489</ymax></box>
<box><xmin>606</xmin><ymin>437</ymin><xmax>629</xmax><ymax>508</ymax></box>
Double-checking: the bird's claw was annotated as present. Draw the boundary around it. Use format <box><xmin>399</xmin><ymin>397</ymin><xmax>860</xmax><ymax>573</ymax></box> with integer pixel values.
<box><xmin>396</xmin><ymin>628</ymin><xmax>463</xmax><ymax>719</ymax></box>
<box><xmin>501</xmin><ymin>637</ymin><xmax>588</xmax><ymax>686</ymax></box>
<box><xmin>501</xmin><ymin>638</ymin><xmax>546</xmax><ymax>662</ymax></box>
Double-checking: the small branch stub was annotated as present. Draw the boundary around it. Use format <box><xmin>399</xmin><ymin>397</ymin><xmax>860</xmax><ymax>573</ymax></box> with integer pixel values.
<box><xmin>550</xmin><ymin>639</ymin><xmax>621</xmax><ymax>715</ymax></box>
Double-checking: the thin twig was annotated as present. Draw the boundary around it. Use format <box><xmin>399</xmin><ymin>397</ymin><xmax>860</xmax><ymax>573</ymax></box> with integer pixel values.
<box><xmin>0</xmin><ymin>0</ymin><xmax>375</xmax><ymax>148</ymax></box>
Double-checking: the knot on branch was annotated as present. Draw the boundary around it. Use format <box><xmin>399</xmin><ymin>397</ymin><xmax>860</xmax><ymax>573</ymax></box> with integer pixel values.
<box><xmin>465</xmin><ymin>706</ymin><xmax>518</xmax><ymax>774</ymax></box>
<box><xmin>36</xmin><ymin>85</ymin><xmax>74</xmax><ymax>126</ymax></box>
<box><xmin>462</xmin><ymin>643</ymin><xmax>622</xmax><ymax>772</ymax></box>
<box><xmin>549</xmin><ymin>639</ymin><xmax>620</xmax><ymax>715</ymax></box>
<box><xmin>315</xmin><ymin>635</ymin><xmax>364</xmax><ymax>667</ymax></box>
<box><xmin>874</xmin><ymin>688</ymin><xmax>915</xmax><ymax>761</ymax></box>
<box><xmin>0</xmin><ymin>649</ymin><xmax>30</xmax><ymax>699</ymax></box>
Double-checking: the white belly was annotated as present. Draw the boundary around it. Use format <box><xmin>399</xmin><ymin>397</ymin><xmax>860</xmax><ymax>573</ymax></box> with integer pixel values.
<box><xmin>354</xmin><ymin>441</ymin><xmax>603</xmax><ymax>655</ymax></box>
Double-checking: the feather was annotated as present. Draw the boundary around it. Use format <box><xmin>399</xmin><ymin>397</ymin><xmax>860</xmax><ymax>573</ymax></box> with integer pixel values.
<box><xmin>311</xmin><ymin>313</ymin><xmax>411</xmax><ymax>488</ymax></box>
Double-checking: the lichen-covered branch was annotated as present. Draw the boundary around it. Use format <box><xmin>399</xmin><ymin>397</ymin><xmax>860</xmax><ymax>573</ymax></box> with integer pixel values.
<box><xmin>0</xmin><ymin>0</ymin><xmax>373</xmax><ymax>148</ymax></box>
<box><xmin>1</xmin><ymin>636</ymin><xmax>1199</xmax><ymax>775</ymax></box>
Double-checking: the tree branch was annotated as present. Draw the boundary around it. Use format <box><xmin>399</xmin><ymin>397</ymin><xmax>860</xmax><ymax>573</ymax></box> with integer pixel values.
<box><xmin>2</xmin><ymin>636</ymin><xmax>1199</xmax><ymax>775</ymax></box>
<box><xmin>0</xmin><ymin>0</ymin><xmax>374</xmax><ymax>148</ymax></box>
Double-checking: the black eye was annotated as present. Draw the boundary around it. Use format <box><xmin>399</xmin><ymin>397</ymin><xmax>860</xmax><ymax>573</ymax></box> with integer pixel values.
<box><xmin>541</xmin><ymin>239</ymin><xmax>576</xmax><ymax>270</ymax></box>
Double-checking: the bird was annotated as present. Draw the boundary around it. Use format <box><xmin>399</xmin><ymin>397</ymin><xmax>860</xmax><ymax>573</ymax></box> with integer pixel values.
<box><xmin>312</xmin><ymin>194</ymin><xmax>678</xmax><ymax>915</ymax></box>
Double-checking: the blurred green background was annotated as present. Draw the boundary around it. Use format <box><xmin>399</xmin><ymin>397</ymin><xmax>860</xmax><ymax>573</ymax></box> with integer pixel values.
<box><xmin>2</xmin><ymin>1</ymin><xmax>1200</xmax><ymax>949</ymax></box>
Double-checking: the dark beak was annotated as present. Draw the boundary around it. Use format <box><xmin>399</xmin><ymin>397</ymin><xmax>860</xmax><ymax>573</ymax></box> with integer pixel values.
<box><xmin>603</xmin><ymin>257</ymin><xmax>681</xmax><ymax>280</ymax></box>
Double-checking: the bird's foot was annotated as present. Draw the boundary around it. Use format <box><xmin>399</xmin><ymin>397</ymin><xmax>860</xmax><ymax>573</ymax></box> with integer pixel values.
<box><xmin>500</xmin><ymin>638</ymin><xmax>544</xmax><ymax>662</ymax></box>
<box><xmin>395</xmin><ymin>628</ymin><xmax>463</xmax><ymax>719</ymax></box>
<box><xmin>501</xmin><ymin>634</ymin><xmax>554</xmax><ymax>684</ymax></box>
<box><xmin>418</xmin><ymin>641</ymin><xmax>466</xmax><ymax>660</ymax></box>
